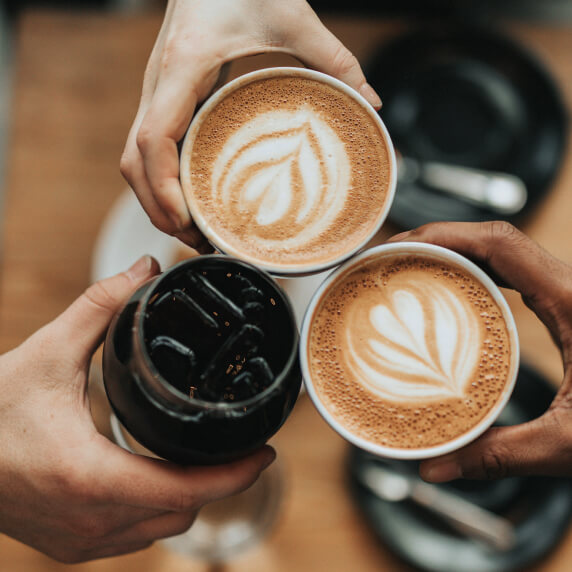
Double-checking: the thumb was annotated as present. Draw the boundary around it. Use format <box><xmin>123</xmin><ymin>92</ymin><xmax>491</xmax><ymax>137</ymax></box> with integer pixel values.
<box><xmin>53</xmin><ymin>256</ymin><xmax>160</xmax><ymax>364</ymax></box>
<box><xmin>419</xmin><ymin>414</ymin><xmax>566</xmax><ymax>481</ymax></box>
<box><xmin>287</xmin><ymin>6</ymin><xmax>382</xmax><ymax>109</ymax></box>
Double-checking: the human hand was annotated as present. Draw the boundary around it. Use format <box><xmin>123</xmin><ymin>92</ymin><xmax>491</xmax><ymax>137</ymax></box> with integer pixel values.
<box><xmin>388</xmin><ymin>221</ymin><xmax>572</xmax><ymax>481</ymax></box>
<box><xmin>0</xmin><ymin>255</ymin><xmax>275</xmax><ymax>563</ymax></box>
<box><xmin>120</xmin><ymin>0</ymin><xmax>381</xmax><ymax>251</ymax></box>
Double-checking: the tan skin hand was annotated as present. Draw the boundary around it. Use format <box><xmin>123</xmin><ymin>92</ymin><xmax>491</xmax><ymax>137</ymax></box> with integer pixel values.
<box><xmin>388</xmin><ymin>221</ymin><xmax>572</xmax><ymax>481</ymax></box>
<box><xmin>120</xmin><ymin>0</ymin><xmax>381</xmax><ymax>252</ymax></box>
<box><xmin>0</xmin><ymin>255</ymin><xmax>275</xmax><ymax>563</ymax></box>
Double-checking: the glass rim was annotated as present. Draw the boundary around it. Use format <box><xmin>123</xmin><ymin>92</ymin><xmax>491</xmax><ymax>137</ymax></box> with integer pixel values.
<box><xmin>132</xmin><ymin>254</ymin><xmax>299</xmax><ymax>411</ymax></box>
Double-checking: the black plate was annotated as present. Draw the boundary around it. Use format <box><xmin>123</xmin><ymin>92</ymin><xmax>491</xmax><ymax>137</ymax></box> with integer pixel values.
<box><xmin>366</xmin><ymin>25</ymin><xmax>568</xmax><ymax>229</ymax></box>
<box><xmin>348</xmin><ymin>362</ymin><xmax>572</xmax><ymax>572</ymax></box>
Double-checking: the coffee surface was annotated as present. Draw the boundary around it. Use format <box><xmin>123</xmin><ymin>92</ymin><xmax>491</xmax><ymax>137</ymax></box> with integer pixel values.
<box><xmin>307</xmin><ymin>254</ymin><xmax>512</xmax><ymax>449</ymax></box>
<box><xmin>184</xmin><ymin>75</ymin><xmax>391</xmax><ymax>270</ymax></box>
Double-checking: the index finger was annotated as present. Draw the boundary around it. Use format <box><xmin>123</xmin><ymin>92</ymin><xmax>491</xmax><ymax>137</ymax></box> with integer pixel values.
<box><xmin>387</xmin><ymin>221</ymin><xmax>570</xmax><ymax>307</ymax></box>
<box><xmin>283</xmin><ymin>5</ymin><xmax>381</xmax><ymax>109</ymax></box>
<box><xmin>135</xmin><ymin>55</ymin><xmax>222</xmax><ymax>230</ymax></box>
<box><xmin>101</xmin><ymin>444</ymin><xmax>276</xmax><ymax>512</ymax></box>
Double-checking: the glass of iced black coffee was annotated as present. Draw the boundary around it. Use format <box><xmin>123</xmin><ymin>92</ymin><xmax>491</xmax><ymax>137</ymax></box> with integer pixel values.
<box><xmin>102</xmin><ymin>255</ymin><xmax>301</xmax><ymax>466</ymax></box>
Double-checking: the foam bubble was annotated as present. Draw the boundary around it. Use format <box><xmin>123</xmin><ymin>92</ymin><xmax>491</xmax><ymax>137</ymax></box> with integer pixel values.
<box><xmin>187</xmin><ymin>77</ymin><xmax>391</xmax><ymax>268</ymax></box>
<box><xmin>308</xmin><ymin>255</ymin><xmax>512</xmax><ymax>449</ymax></box>
<box><xmin>210</xmin><ymin>108</ymin><xmax>350</xmax><ymax>248</ymax></box>
<box><xmin>345</xmin><ymin>280</ymin><xmax>482</xmax><ymax>401</ymax></box>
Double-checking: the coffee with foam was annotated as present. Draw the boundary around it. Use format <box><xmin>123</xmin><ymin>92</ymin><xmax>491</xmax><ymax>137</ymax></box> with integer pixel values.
<box><xmin>180</xmin><ymin>68</ymin><xmax>395</xmax><ymax>275</ymax></box>
<box><xmin>302</xmin><ymin>244</ymin><xmax>519</xmax><ymax>457</ymax></box>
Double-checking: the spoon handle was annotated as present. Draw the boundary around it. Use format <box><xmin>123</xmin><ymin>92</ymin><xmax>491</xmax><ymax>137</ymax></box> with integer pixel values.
<box><xmin>397</xmin><ymin>156</ymin><xmax>527</xmax><ymax>215</ymax></box>
<box><xmin>422</xmin><ymin>162</ymin><xmax>527</xmax><ymax>215</ymax></box>
<box><xmin>411</xmin><ymin>480</ymin><xmax>516</xmax><ymax>551</ymax></box>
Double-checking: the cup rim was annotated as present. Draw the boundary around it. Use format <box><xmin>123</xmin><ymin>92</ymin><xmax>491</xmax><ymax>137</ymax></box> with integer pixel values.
<box><xmin>133</xmin><ymin>255</ymin><xmax>300</xmax><ymax>411</ymax></box>
<box><xmin>179</xmin><ymin>66</ymin><xmax>397</xmax><ymax>277</ymax></box>
<box><xmin>299</xmin><ymin>241</ymin><xmax>520</xmax><ymax>460</ymax></box>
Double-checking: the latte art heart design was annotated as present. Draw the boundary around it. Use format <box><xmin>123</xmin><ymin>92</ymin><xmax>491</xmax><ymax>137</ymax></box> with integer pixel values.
<box><xmin>211</xmin><ymin>109</ymin><xmax>350</xmax><ymax>248</ymax></box>
<box><xmin>347</xmin><ymin>282</ymin><xmax>481</xmax><ymax>401</ymax></box>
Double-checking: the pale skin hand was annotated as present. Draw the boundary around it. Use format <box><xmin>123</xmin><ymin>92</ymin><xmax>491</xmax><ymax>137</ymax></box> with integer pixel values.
<box><xmin>120</xmin><ymin>0</ymin><xmax>382</xmax><ymax>251</ymax></box>
<box><xmin>0</xmin><ymin>256</ymin><xmax>275</xmax><ymax>563</ymax></box>
<box><xmin>387</xmin><ymin>221</ymin><xmax>572</xmax><ymax>481</ymax></box>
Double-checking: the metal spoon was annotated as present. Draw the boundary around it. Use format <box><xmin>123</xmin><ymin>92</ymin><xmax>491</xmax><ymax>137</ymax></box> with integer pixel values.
<box><xmin>397</xmin><ymin>155</ymin><xmax>528</xmax><ymax>215</ymax></box>
<box><xmin>354</xmin><ymin>461</ymin><xmax>517</xmax><ymax>551</ymax></box>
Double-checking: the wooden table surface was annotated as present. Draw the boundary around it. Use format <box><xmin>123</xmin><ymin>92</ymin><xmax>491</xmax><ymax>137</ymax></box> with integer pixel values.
<box><xmin>1</xmin><ymin>9</ymin><xmax>572</xmax><ymax>572</ymax></box>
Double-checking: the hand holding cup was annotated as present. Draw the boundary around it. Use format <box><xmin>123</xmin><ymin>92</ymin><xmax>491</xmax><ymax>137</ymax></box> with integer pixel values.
<box><xmin>301</xmin><ymin>237</ymin><xmax>519</xmax><ymax>462</ymax></box>
<box><xmin>0</xmin><ymin>257</ymin><xmax>274</xmax><ymax>563</ymax></box>
<box><xmin>389</xmin><ymin>221</ymin><xmax>572</xmax><ymax>481</ymax></box>
<box><xmin>120</xmin><ymin>0</ymin><xmax>382</xmax><ymax>251</ymax></box>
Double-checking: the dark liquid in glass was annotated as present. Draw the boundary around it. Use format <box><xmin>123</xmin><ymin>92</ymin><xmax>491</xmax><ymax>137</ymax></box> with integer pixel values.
<box><xmin>103</xmin><ymin>256</ymin><xmax>301</xmax><ymax>465</ymax></box>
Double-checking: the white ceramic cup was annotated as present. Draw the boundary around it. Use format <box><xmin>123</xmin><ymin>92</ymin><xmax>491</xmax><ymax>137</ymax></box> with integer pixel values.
<box><xmin>300</xmin><ymin>242</ymin><xmax>520</xmax><ymax>460</ymax></box>
<box><xmin>180</xmin><ymin>66</ymin><xmax>397</xmax><ymax>277</ymax></box>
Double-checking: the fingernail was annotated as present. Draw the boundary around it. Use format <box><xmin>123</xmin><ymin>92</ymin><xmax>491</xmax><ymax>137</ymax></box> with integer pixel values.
<box><xmin>386</xmin><ymin>231</ymin><xmax>412</xmax><ymax>243</ymax></box>
<box><xmin>359</xmin><ymin>83</ymin><xmax>382</xmax><ymax>110</ymax></box>
<box><xmin>421</xmin><ymin>461</ymin><xmax>462</xmax><ymax>483</ymax></box>
<box><xmin>126</xmin><ymin>255</ymin><xmax>154</xmax><ymax>280</ymax></box>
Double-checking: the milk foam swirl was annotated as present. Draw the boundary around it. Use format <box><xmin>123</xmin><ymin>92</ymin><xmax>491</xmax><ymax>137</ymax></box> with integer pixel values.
<box><xmin>211</xmin><ymin>108</ymin><xmax>350</xmax><ymax>248</ymax></box>
<box><xmin>346</xmin><ymin>281</ymin><xmax>481</xmax><ymax>401</ymax></box>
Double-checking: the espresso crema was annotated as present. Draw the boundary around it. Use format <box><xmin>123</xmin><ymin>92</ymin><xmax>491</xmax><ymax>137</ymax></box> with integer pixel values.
<box><xmin>181</xmin><ymin>72</ymin><xmax>392</xmax><ymax>272</ymax></box>
<box><xmin>307</xmin><ymin>253</ymin><xmax>513</xmax><ymax>449</ymax></box>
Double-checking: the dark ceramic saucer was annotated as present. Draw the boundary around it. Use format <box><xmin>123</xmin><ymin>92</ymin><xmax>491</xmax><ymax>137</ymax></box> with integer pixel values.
<box><xmin>366</xmin><ymin>26</ymin><xmax>568</xmax><ymax>229</ymax></box>
<box><xmin>347</xmin><ymin>362</ymin><xmax>572</xmax><ymax>572</ymax></box>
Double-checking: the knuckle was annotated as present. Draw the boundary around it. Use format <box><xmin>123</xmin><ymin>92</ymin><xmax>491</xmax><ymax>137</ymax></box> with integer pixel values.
<box><xmin>55</xmin><ymin>469</ymin><xmax>97</xmax><ymax>507</ymax></box>
<box><xmin>411</xmin><ymin>221</ymin><xmax>446</xmax><ymax>239</ymax></box>
<box><xmin>539</xmin><ymin>409</ymin><xmax>572</xmax><ymax>460</ymax></box>
<box><xmin>159</xmin><ymin>37</ymin><xmax>205</xmax><ymax>78</ymax></box>
<box><xmin>170</xmin><ymin>491</ymin><xmax>199</xmax><ymax>513</ymax></box>
<box><xmin>484</xmin><ymin>220</ymin><xmax>520</xmax><ymax>244</ymax></box>
<box><xmin>68</xmin><ymin>515</ymin><xmax>112</xmax><ymax>540</ymax></box>
<box><xmin>160</xmin><ymin>36</ymin><xmax>185</xmax><ymax>67</ymax></box>
<box><xmin>49</xmin><ymin>462</ymin><xmax>99</xmax><ymax>506</ymax></box>
<box><xmin>135</xmin><ymin>122</ymin><xmax>154</xmax><ymax>155</ymax></box>
<box><xmin>147</xmin><ymin>210</ymin><xmax>178</xmax><ymax>236</ymax></box>
<box><xmin>331</xmin><ymin>45</ymin><xmax>360</xmax><ymax>78</ymax></box>
<box><xmin>480</xmin><ymin>220</ymin><xmax>529</xmax><ymax>267</ymax></box>
<box><xmin>41</xmin><ymin>463</ymin><xmax>118</xmax><ymax>545</ymax></box>
<box><xmin>48</xmin><ymin>460</ymin><xmax>82</xmax><ymax>492</ymax></box>
<box><xmin>551</xmin><ymin>428</ymin><xmax>572</xmax><ymax>462</ymax></box>
<box><xmin>479</xmin><ymin>449</ymin><xmax>509</xmax><ymax>480</ymax></box>
<box><xmin>551</xmin><ymin>396</ymin><xmax>572</xmax><ymax>420</ymax></box>
<box><xmin>83</xmin><ymin>281</ymin><xmax>118</xmax><ymax>314</ymax></box>
<box><xmin>119</xmin><ymin>151</ymin><xmax>134</xmax><ymax>182</ymax></box>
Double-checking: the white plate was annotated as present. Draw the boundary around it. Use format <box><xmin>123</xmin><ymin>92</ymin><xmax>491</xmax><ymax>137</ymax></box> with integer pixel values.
<box><xmin>91</xmin><ymin>190</ymin><xmax>182</xmax><ymax>283</ymax></box>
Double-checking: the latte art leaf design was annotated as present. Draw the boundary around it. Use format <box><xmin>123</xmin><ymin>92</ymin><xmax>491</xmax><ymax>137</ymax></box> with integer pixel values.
<box><xmin>211</xmin><ymin>109</ymin><xmax>350</xmax><ymax>247</ymax></box>
<box><xmin>347</xmin><ymin>282</ymin><xmax>481</xmax><ymax>401</ymax></box>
